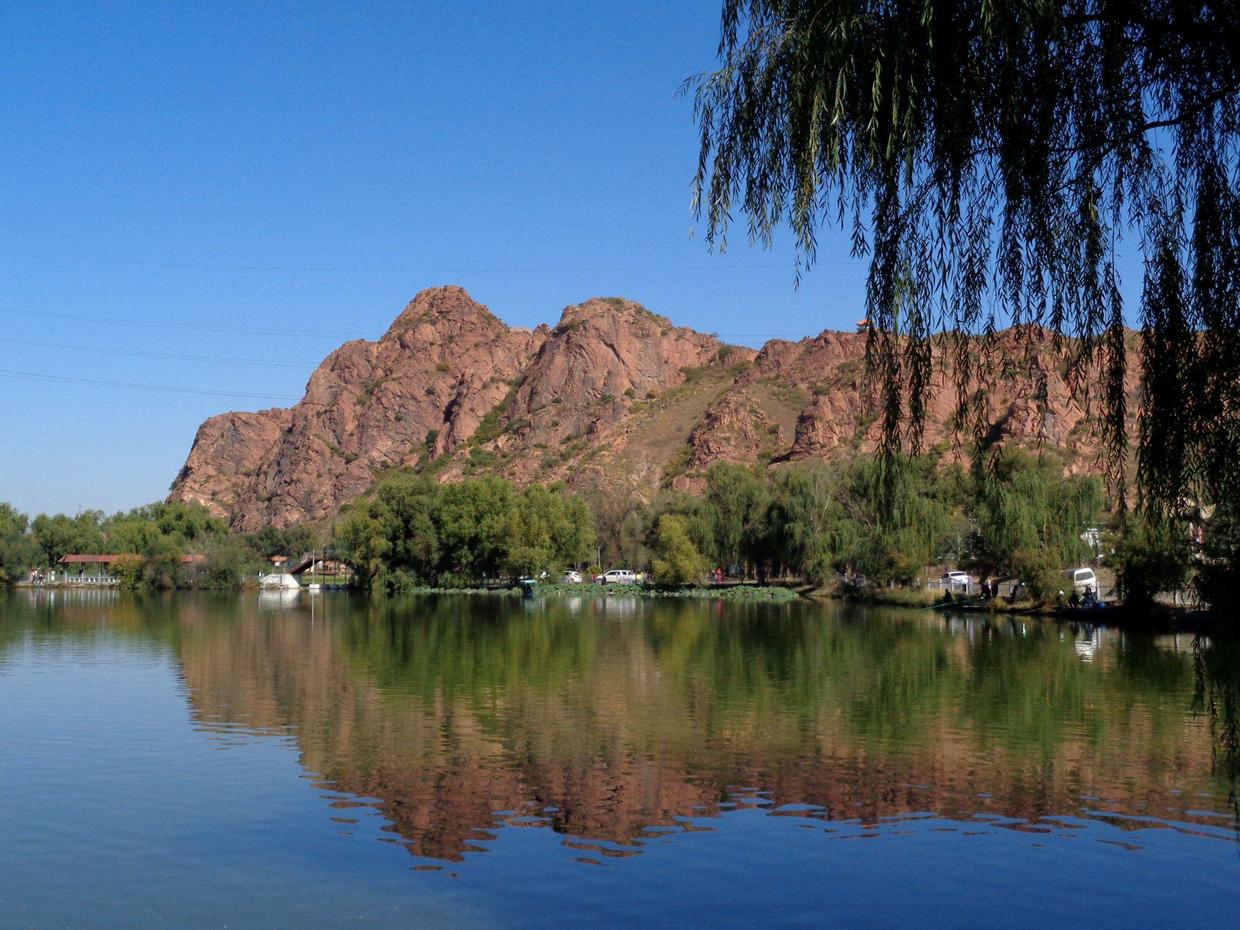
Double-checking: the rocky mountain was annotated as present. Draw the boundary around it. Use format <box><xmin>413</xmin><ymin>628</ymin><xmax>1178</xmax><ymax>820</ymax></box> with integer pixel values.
<box><xmin>169</xmin><ymin>286</ymin><xmax>1136</xmax><ymax>529</ymax></box>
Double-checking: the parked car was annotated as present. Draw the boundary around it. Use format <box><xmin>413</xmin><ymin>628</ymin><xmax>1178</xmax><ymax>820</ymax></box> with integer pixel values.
<box><xmin>560</xmin><ymin>570</ymin><xmax>583</xmax><ymax>584</ymax></box>
<box><xmin>941</xmin><ymin>570</ymin><xmax>971</xmax><ymax>591</ymax></box>
<box><xmin>1063</xmin><ymin>567</ymin><xmax>1098</xmax><ymax>594</ymax></box>
<box><xmin>600</xmin><ymin>569</ymin><xmax>637</xmax><ymax>585</ymax></box>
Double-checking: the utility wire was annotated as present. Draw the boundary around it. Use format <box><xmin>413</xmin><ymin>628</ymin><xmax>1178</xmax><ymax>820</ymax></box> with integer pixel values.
<box><xmin>0</xmin><ymin>306</ymin><xmax>828</xmax><ymax>343</ymax></box>
<box><xmin>0</xmin><ymin>366</ymin><xmax>300</xmax><ymax>401</ymax></box>
<box><xmin>0</xmin><ymin>335</ymin><xmax>316</xmax><ymax>368</ymax></box>
<box><xmin>0</xmin><ymin>306</ymin><xmax>363</xmax><ymax>338</ymax></box>
<box><xmin>0</xmin><ymin>251</ymin><xmax>860</xmax><ymax>275</ymax></box>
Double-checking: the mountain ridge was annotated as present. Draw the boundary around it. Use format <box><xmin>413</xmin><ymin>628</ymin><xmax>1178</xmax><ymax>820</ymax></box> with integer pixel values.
<box><xmin>169</xmin><ymin>286</ymin><xmax>1136</xmax><ymax>529</ymax></box>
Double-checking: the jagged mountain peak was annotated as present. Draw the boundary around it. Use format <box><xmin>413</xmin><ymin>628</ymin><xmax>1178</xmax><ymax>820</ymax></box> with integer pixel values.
<box><xmin>169</xmin><ymin>288</ymin><xmax>1137</xmax><ymax>529</ymax></box>
<box><xmin>382</xmin><ymin>285</ymin><xmax>505</xmax><ymax>342</ymax></box>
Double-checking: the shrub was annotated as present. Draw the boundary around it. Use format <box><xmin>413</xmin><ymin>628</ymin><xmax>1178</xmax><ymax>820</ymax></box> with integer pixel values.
<box><xmin>1114</xmin><ymin>520</ymin><xmax>1190</xmax><ymax>609</ymax></box>
<box><xmin>112</xmin><ymin>554</ymin><xmax>144</xmax><ymax>590</ymax></box>
<box><xmin>652</xmin><ymin>515</ymin><xmax>709</xmax><ymax>585</ymax></box>
<box><xmin>1008</xmin><ymin>546</ymin><xmax>1061</xmax><ymax>602</ymax></box>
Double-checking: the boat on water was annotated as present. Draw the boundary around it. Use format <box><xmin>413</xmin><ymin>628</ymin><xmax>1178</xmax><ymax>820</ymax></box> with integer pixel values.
<box><xmin>258</xmin><ymin>572</ymin><xmax>301</xmax><ymax>591</ymax></box>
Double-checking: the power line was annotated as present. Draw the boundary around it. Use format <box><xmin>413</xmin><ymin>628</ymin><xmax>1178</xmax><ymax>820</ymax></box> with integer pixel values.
<box><xmin>0</xmin><ymin>251</ymin><xmax>860</xmax><ymax>275</ymax></box>
<box><xmin>0</xmin><ymin>305</ymin><xmax>831</xmax><ymax>343</ymax></box>
<box><xmin>0</xmin><ymin>336</ymin><xmax>316</xmax><ymax>368</ymax></box>
<box><xmin>0</xmin><ymin>306</ymin><xmax>364</xmax><ymax>338</ymax></box>
<box><xmin>0</xmin><ymin>366</ymin><xmax>300</xmax><ymax>402</ymax></box>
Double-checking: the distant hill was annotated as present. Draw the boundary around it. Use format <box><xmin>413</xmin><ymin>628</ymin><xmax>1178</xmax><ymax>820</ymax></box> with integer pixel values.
<box><xmin>169</xmin><ymin>286</ymin><xmax>1137</xmax><ymax>530</ymax></box>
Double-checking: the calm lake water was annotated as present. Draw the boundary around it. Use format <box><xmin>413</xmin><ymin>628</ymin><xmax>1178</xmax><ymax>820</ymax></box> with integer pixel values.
<box><xmin>1</xmin><ymin>590</ymin><xmax>1237</xmax><ymax>928</ymax></box>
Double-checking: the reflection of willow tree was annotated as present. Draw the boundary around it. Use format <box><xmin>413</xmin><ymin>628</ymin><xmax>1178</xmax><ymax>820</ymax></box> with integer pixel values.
<box><xmin>4</xmin><ymin>591</ymin><xmax>1223</xmax><ymax>861</ymax></box>
<box><xmin>0</xmin><ymin>590</ymin><xmax>187</xmax><ymax>653</ymax></box>
<box><xmin>691</xmin><ymin>2</ymin><xmax>1240</xmax><ymax>524</ymax></box>
<box><xmin>1193</xmin><ymin>635</ymin><xmax>1240</xmax><ymax>832</ymax></box>
<box><xmin>167</xmin><ymin>597</ymin><xmax>1234</xmax><ymax>860</ymax></box>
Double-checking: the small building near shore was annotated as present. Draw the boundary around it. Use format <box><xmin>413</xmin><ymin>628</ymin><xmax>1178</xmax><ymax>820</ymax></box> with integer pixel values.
<box><xmin>53</xmin><ymin>553</ymin><xmax>208</xmax><ymax>585</ymax></box>
<box><xmin>288</xmin><ymin>553</ymin><xmax>352</xmax><ymax>578</ymax></box>
<box><xmin>59</xmin><ymin>554</ymin><xmax>129</xmax><ymax>573</ymax></box>
<box><xmin>55</xmin><ymin>554</ymin><xmax>134</xmax><ymax>585</ymax></box>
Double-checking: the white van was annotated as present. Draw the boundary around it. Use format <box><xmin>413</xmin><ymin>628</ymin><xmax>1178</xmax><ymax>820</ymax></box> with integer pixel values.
<box><xmin>601</xmin><ymin>569</ymin><xmax>637</xmax><ymax>585</ymax></box>
<box><xmin>1064</xmin><ymin>567</ymin><xmax>1098</xmax><ymax>593</ymax></box>
<box><xmin>941</xmin><ymin>571</ymin><xmax>970</xmax><ymax>591</ymax></box>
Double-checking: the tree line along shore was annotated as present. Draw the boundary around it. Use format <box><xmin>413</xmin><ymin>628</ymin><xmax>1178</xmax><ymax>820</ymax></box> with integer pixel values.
<box><xmin>1</xmin><ymin>449</ymin><xmax>1234</xmax><ymax>619</ymax></box>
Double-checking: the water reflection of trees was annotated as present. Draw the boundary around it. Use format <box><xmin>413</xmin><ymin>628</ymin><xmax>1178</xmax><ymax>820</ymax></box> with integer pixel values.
<box><xmin>170</xmin><ymin>597</ymin><xmax>1235</xmax><ymax>861</ymax></box>
<box><xmin>1193</xmin><ymin>635</ymin><xmax>1240</xmax><ymax>833</ymax></box>
<box><xmin>4</xmin><ymin>591</ymin><xmax>1233</xmax><ymax>862</ymax></box>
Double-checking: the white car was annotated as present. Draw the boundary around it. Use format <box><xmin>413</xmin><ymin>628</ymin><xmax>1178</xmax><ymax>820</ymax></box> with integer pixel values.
<box><xmin>942</xmin><ymin>571</ymin><xmax>971</xmax><ymax>591</ymax></box>
<box><xmin>600</xmin><ymin>569</ymin><xmax>637</xmax><ymax>585</ymax></box>
<box><xmin>1063</xmin><ymin>567</ymin><xmax>1098</xmax><ymax>594</ymax></box>
<box><xmin>560</xmin><ymin>570</ymin><xmax>583</xmax><ymax>584</ymax></box>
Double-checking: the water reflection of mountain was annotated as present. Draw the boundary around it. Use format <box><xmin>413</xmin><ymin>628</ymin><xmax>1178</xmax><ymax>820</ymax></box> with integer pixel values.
<box><xmin>139</xmin><ymin>594</ymin><xmax>1228</xmax><ymax>862</ymax></box>
<box><xmin>2</xmin><ymin>590</ymin><xmax>1230</xmax><ymax>861</ymax></box>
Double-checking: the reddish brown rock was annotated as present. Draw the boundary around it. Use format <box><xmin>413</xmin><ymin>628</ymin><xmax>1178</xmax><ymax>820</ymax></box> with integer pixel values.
<box><xmin>169</xmin><ymin>289</ymin><xmax>1139</xmax><ymax>529</ymax></box>
<box><xmin>518</xmin><ymin>297</ymin><xmax>723</xmax><ymax>417</ymax></box>
<box><xmin>170</xmin><ymin>286</ymin><xmax>545</xmax><ymax>529</ymax></box>
<box><xmin>439</xmin><ymin>297</ymin><xmax>742</xmax><ymax>489</ymax></box>
<box><xmin>687</xmin><ymin>392</ymin><xmax>783</xmax><ymax>468</ymax></box>
<box><xmin>171</xmin><ymin>409</ymin><xmax>293</xmax><ymax>518</ymax></box>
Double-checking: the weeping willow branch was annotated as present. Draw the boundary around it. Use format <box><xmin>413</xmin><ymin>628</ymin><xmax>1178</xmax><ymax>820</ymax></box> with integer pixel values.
<box><xmin>692</xmin><ymin>1</ymin><xmax>1240</xmax><ymax>517</ymax></box>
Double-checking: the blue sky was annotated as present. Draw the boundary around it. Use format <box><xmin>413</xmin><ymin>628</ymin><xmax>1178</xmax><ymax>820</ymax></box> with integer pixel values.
<box><xmin>4</xmin><ymin>0</ymin><xmax>871</xmax><ymax>516</ymax></box>
<box><xmin>0</xmin><ymin>1</ymin><xmax>1118</xmax><ymax>517</ymax></box>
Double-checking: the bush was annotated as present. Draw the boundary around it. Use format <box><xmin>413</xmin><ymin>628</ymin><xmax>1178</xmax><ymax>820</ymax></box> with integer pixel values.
<box><xmin>652</xmin><ymin>515</ymin><xmax>709</xmax><ymax>585</ymax></box>
<box><xmin>0</xmin><ymin>502</ymin><xmax>35</xmax><ymax>585</ymax></box>
<box><xmin>112</xmin><ymin>554</ymin><xmax>145</xmax><ymax>590</ymax></box>
<box><xmin>1197</xmin><ymin>502</ymin><xmax>1240</xmax><ymax>614</ymax></box>
<box><xmin>1008</xmin><ymin>546</ymin><xmax>1061</xmax><ymax>602</ymax></box>
<box><xmin>1114</xmin><ymin>520</ymin><xmax>1190</xmax><ymax>608</ymax></box>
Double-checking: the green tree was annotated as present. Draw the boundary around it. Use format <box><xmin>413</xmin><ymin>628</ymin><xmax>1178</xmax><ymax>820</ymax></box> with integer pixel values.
<box><xmin>32</xmin><ymin>511</ymin><xmax>104</xmax><ymax>565</ymax></box>
<box><xmin>1007</xmin><ymin>546</ymin><xmax>1064</xmax><ymax>602</ymax></box>
<box><xmin>762</xmin><ymin>468</ymin><xmax>850</xmax><ymax>584</ymax></box>
<box><xmin>835</xmin><ymin>456</ymin><xmax>954</xmax><ymax>587</ymax></box>
<box><xmin>338</xmin><ymin>473</ymin><xmax>440</xmax><ymax>590</ymax></box>
<box><xmin>704</xmin><ymin>462</ymin><xmax>769</xmax><ymax>574</ymax></box>
<box><xmin>504</xmin><ymin>485</ymin><xmax>596</xmax><ymax>577</ymax></box>
<box><xmin>337</xmin><ymin>500</ymin><xmax>394</xmax><ymax>592</ymax></box>
<box><xmin>968</xmin><ymin>450</ymin><xmax>1103</xmax><ymax>588</ymax></box>
<box><xmin>692</xmin><ymin>1</ymin><xmax>1240</xmax><ymax>524</ymax></box>
<box><xmin>241</xmin><ymin>524</ymin><xmax>315</xmax><ymax>561</ymax></box>
<box><xmin>435</xmin><ymin>477</ymin><xmax>513</xmax><ymax>581</ymax></box>
<box><xmin>1114</xmin><ymin>519</ymin><xmax>1192</xmax><ymax>608</ymax></box>
<box><xmin>338</xmin><ymin>473</ymin><xmax>597</xmax><ymax>590</ymax></box>
<box><xmin>0</xmin><ymin>502</ymin><xmax>36</xmax><ymax>585</ymax></box>
<box><xmin>1196</xmin><ymin>501</ymin><xmax>1240</xmax><ymax>613</ymax></box>
<box><xmin>644</xmin><ymin>490</ymin><xmax>713</xmax><ymax>569</ymax></box>
<box><xmin>652</xmin><ymin>515</ymin><xmax>710</xmax><ymax>586</ymax></box>
<box><xmin>102</xmin><ymin>501</ymin><xmax>226</xmax><ymax>556</ymax></box>
<box><xmin>584</xmin><ymin>487</ymin><xmax>645</xmax><ymax>569</ymax></box>
<box><xmin>196</xmin><ymin>536</ymin><xmax>252</xmax><ymax>589</ymax></box>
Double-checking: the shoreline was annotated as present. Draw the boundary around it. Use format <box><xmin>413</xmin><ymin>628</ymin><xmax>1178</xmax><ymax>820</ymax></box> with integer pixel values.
<box><xmin>388</xmin><ymin>582</ymin><xmax>803</xmax><ymax>602</ymax></box>
<box><xmin>832</xmin><ymin>586</ymin><xmax>1218</xmax><ymax>634</ymax></box>
<box><xmin>8</xmin><ymin>581</ymin><xmax>1223</xmax><ymax>631</ymax></box>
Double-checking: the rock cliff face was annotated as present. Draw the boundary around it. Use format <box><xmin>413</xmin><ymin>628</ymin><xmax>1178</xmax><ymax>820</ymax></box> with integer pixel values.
<box><xmin>172</xmin><ymin>287</ymin><xmax>545</xmax><ymax>530</ymax></box>
<box><xmin>169</xmin><ymin>286</ymin><xmax>1137</xmax><ymax>529</ymax></box>
<box><xmin>172</xmin><ymin>409</ymin><xmax>294</xmax><ymax>516</ymax></box>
